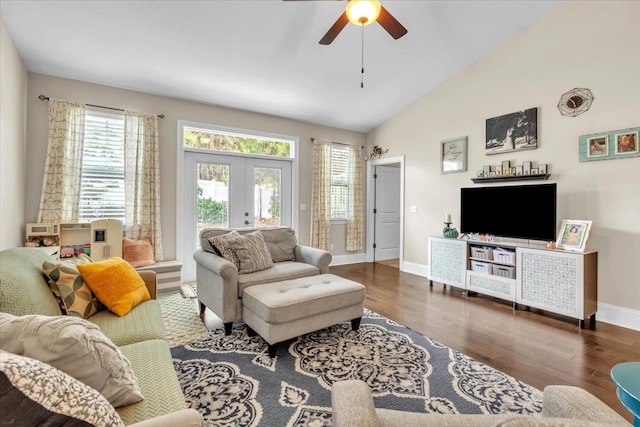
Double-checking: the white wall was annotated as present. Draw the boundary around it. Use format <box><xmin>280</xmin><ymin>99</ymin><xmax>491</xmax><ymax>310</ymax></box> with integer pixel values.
<box><xmin>25</xmin><ymin>73</ymin><xmax>366</xmax><ymax>260</ymax></box>
<box><xmin>368</xmin><ymin>1</ymin><xmax>640</xmax><ymax>326</ymax></box>
<box><xmin>0</xmin><ymin>19</ymin><xmax>28</xmax><ymax>250</ymax></box>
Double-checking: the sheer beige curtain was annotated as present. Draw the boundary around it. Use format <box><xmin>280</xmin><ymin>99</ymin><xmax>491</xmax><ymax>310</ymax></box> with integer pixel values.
<box><xmin>311</xmin><ymin>139</ymin><xmax>332</xmax><ymax>250</ymax></box>
<box><xmin>346</xmin><ymin>145</ymin><xmax>363</xmax><ymax>251</ymax></box>
<box><xmin>37</xmin><ymin>99</ymin><xmax>86</xmax><ymax>223</ymax></box>
<box><xmin>124</xmin><ymin>111</ymin><xmax>163</xmax><ymax>261</ymax></box>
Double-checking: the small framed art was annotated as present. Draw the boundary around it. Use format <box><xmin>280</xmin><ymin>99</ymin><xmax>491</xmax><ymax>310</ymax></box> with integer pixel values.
<box><xmin>441</xmin><ymin>136</ymin><xmax>468</xmax><ymax>174</ymax></box>
<box><xmin>580</xmin><ymin>126</ymin><xmax>640</xmax><ymax>161</ymax></box>
<box><xmin>556</xmin><ymin>219</ymin><xmax>592</xmax><ymax>252</ymax></box>
<box><xmin>587</xmin><ymin>136</ymin><xmax>609</xmax><ymax>158</ymax></box>
<box><xmin>614</xmin><ymin>131</ymin><xmax>638</xmax><ymax>155</ymax></box>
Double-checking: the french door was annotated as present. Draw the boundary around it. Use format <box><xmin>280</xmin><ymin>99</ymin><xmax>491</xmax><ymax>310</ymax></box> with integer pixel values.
<box><xmin>181</xmin><ymin>150</ymin><xmax>292</xmax><ymax>281</ymax></box>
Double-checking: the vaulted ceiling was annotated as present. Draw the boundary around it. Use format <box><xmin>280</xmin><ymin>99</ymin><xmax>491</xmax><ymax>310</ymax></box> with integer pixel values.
<box><xmin>1</xmin><ymin>0</ymin><xmax>561</xmax><ymax>132</ymax></box>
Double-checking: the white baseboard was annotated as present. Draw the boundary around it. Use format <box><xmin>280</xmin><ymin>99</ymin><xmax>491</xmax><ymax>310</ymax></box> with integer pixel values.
<box><xmin>597</xmin><ymin>302</ymin><xmax>640</xmax><ymax>331</ymax></box>
<box><xmin>401</xmin><ymin>261</ymin><xmax>429</xmax><ymax>277</ymax></box>
<box><xmin>397</xmin><ymin>261</ymin><xmax>640</xmax><ymax>332</ymax></box>
<box><xmin>330</xmin><ymin>252</ymin><xmax>367</xmax><ymax>266</ymax></box>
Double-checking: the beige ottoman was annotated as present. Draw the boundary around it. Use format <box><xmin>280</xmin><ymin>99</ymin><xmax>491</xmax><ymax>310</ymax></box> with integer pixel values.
<box><xmin>242</xmin><ymin>273</ymin><xmax>366</xmax><ymax>357</ymax></box>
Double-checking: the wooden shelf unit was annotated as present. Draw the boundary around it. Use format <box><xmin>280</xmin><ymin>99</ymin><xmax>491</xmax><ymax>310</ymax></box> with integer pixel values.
<box><xmin>471</xmin><ymin>173</ymin><xmax>550</xmax><ymax>184</ymax></box>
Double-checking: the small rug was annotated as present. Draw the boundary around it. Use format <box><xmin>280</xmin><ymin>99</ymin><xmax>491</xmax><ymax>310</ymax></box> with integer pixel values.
<box><xmin>166</xmin><ymin>302</ymin><xmax>543</xmax><ymax>426</ymax></box>
<box><xmin>180</xmin><ymin>281</ymin><xmax>197</xmax><ymax>299</ymax></box>
<box><xmin>159</xmin><ymin>292</ymin><xmax>209</xmax><ymax>347</ymax></box>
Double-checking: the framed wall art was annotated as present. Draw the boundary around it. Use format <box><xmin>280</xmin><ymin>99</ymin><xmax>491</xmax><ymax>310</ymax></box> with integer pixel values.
<box><xmin>441</xmin><ymin>136</ymin><xmax>467</xmax><ymax>174</ymax></box>
<box><xmin>486</xmin><ymin>107</ymin><xmax>538</xmax><ymax>155</ymax></box>
<box><xmin>556</xmin><ymin>219</ymin><xmax>592</xmax><ymax>252</ymax></box>
<box><xmin>579</xmin><ymin>126</ymin><xmax>640</xmax><ymax>161</ymax></box>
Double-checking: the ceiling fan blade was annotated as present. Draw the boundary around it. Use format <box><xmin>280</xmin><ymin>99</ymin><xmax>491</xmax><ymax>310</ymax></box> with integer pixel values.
<box><xmin>319</xmin><ymin>11</ymin><xmax>349</xmax><ymax>45</ymax></box>
<box><xmin>377</xmin><ymin>6</ymin><xmax>407</xmax><ymax>40</ymax></box>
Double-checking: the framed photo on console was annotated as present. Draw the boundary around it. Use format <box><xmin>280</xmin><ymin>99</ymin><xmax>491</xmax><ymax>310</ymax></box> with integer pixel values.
<box><xmin>556</xmin><ymin>219</ymin><xmax>592</xmax><ymax>252</ymax></box>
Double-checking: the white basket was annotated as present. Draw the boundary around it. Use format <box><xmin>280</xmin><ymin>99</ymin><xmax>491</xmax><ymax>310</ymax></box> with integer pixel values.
<box><xmin>471</xmin><ymin>247</ymin><xmax>493</xmax><ymax>260</ymax></box>
<box><xmin>493</xmin><ymin>250</ymin><xmax>515</xmax><ymax>264</ymax></box>
<box><xmin>471</xmin><ymin>260</ymin><xmax>491</xmax><ymax>274</ymax></box>
<box><xmin>492</xmin><ymin>264</ymin><xmax>516</xmax><ymax>279</ymax></box>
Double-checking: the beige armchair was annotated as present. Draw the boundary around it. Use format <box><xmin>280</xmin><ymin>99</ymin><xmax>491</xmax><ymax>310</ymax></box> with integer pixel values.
<box><xmin>193</xmin><ymin>227</ymin><xmax>331</xmax><ymax>335</ymax></box>
<box><xmin>331</xmin><ymin>380</ymin><xmax>630</xmax><ymax>426</ymax></box>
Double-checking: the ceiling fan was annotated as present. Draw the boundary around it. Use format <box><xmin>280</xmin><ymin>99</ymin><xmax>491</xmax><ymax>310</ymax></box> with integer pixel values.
<box><xmin>285</xmin><ymin>0</ymin><xmax>408</xmax><ymax>45</ymax></box>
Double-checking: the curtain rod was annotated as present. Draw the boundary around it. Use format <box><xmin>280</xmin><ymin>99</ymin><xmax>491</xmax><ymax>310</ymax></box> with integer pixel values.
<box><xmin>310</xmin><ymin>137</ymin><xmax>364</xmax><ymax>149</ymax></box>
<box><xmin>38</xmin><ymin>95</ymin><xmax>165</xmax><ymax>119</ymax></box>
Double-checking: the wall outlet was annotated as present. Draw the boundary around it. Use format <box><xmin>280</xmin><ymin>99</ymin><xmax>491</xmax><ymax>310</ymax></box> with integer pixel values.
<box><xmin>410</xmin><ymin>205</ymin><xmax>417</xmax><ymax>213</ymax></box>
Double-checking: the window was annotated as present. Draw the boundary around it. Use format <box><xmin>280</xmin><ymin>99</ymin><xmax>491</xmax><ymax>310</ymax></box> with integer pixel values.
<box><xmin>330</xmin><ymin>145</ymin><xmax>350</xmax><ymax>220</ymax></box>
<box><xmin>78</xmin><ymin>111</ymin><xmax>126</xmax><ymax>223</ymax></box>
<box><xmin>183</xmin><ymin>125</ymin><xmax>292</xmax><ymax>158</ymax></box>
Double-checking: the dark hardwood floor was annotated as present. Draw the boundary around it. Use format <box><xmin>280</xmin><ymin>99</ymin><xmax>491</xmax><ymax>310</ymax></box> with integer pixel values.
<box><xmin>330</xmin><ymin>262</ymin><xmax>640</xmax><ymax>423</ymax></box>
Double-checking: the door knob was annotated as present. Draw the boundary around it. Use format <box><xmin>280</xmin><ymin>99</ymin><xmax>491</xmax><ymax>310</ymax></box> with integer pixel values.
<box><xmin>244</xmin><ymin>212</ymin><xmax>249</xmax><ymax>217</ymax></box>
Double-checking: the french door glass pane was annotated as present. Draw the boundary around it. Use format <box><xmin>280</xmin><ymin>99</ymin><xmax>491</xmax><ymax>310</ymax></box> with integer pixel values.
<box><xmin>196</xmin><ymin>163</ymin><xmax>229</xmax><ymax>246</ymax></box>
<box><xmin>254</xmin><ymin>167</ymin><xmax>281</xmax><ymax>228</ymax></box>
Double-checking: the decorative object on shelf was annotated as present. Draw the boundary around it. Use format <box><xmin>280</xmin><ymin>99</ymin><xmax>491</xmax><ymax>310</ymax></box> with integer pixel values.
<box><xmin>443</xmin><ymin>225</ymin><xmax>459</xmax><ymax>239</ymax></box>
<box><xmin>442</xmin><ymin>214</ymin><xmax>459</xmax><ymax>238</ymax></box>
<box><xmin>523</xmin><ymin>161</ymin><xmax>532</xmax><ymax>175</ymax></box>
<box><xmin>485</xmin><ymin>234</ymin><xmax>495</xmax><ymax>242</ymax></box>
<box><xmin>579</xmin><ymin>126</ymin><xmax>640</xmax><ymax>162</ymax></box>
<box><xmin>483</xmin><ymin>165</ymin><xmax>491</xmax><ymax>177</ymax></box>
<box><xmin>555</xmin><ymin>219</ymin><xmax>592</xmax><ymax>252</ymax></box>
<box><xmin>368</xmin><ymin>145</ymin><xmax>389</xmax><ymax>160</ymax></box>
<box><xmin>531</xmin><ymin>168</ymin><xmax>539</xmax><ymax>175</ymax></box>
<box><xmin>440</xmin><ymin>136</ymin><xmax>467</xmax><ymax>174</ymax></box>
<box><xmin>468</xmin><ymin>232</ymin><xmax>480</xmax><ymax>241</ymax></box>
<box><xmin>557</xmin><ymin>88</ymin><xmax>594</xmax><ymax>117</ymax></box>
<box><xmin>546</xmin><ymin>241</ymin><xmax>556</xmax><ymax>249</ymax></box>
<box><xmin>486</xmin><ymin>107</ymin><xmax>537</xmax><ymax>155</ymax></box>
<box><xmin>539</xmin><ymin>164</ymin><xmax>547</xmax><ymax>174</ymax></box>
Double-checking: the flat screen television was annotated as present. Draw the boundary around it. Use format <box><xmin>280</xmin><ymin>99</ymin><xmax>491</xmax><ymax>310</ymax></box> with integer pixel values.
<box><xmin>460</xmin><ymin>183</ymin><xmax>557</xmax><ymax>241</ymax></box>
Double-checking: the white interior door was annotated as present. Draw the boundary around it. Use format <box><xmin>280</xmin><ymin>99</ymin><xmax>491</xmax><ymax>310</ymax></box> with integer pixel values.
<box><xmin>374</xmin><ymin>165</ymin><xmax>401</xmax><ymax>261</ymax></box>
<box><xmin>181</xmin><ymin>151</ymin><xmax>292</xmax><ymax>281</ymax></box>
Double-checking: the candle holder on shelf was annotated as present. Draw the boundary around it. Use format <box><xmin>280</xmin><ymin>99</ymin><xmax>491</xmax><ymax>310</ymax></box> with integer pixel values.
<box><xmin>443</xmin><ymin>222</ymin><xmax>459</xmax><ymax>238</ymax></box>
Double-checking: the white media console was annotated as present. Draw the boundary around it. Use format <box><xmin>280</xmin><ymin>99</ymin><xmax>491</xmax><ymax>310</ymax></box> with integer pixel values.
<box><xmin>427</xmin><ymin>236</ymin><xmax>598</xmax><ymax>329</ymax></box>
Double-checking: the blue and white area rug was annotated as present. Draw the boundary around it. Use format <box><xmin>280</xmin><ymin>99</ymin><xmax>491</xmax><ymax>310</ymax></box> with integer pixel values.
<box><xmin>163</xmin><ymin>293</ymin><xmax>542</xmax><ymax>427</ymax></box>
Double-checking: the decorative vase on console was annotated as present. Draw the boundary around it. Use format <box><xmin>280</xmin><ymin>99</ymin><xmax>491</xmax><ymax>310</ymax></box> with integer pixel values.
<box><xmin>442</xmin><ymin>214</ymin><xmax>459</xmax><ymax>238</ymax></box>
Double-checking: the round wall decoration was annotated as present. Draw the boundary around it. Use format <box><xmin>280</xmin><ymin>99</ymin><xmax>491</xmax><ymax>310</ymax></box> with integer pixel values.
<box><xmin>557</xmin><ymin>88</ymin><xmax>594</xmax><ymax>117</ymax></box>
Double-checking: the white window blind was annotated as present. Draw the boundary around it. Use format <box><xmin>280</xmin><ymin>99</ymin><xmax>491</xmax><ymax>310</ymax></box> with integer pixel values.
<box><xmin>78</xmin><ymin>112</ymin><xmax>126</xmax><ymax>223</ymax></box>
<box><xmin>331</xmin><ymin>146</ymin><xmax>350</xmax><ymax>219</ymax></box>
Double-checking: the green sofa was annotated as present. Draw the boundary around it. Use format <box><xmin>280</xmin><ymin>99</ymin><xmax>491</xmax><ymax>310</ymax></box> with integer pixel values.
<box><xmin>0</xmin><ymin>247</ymin><xmax>202</xmax><ymax>426</ymax></box>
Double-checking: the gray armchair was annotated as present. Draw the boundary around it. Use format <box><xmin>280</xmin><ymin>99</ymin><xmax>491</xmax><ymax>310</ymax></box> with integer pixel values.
<box><xmin>193</xmin><ymin>227</ymin><xmax>331</xmax><ymax>335</ymax></box>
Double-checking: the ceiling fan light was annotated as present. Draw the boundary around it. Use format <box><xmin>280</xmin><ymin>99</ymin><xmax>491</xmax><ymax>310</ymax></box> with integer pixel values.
<box><xmin>345</xmin><ymin>0</ymin><xmax>381</xmax><ymax>26</ymax></box>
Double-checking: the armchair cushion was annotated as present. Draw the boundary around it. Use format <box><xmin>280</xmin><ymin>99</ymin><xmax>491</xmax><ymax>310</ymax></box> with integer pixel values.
<box><xmin>208</xmin><ymin>230</ymin><xmax>241</xmax><ymax>270</ymax></box>
<box><xmin>227</xmin><ymin>231</ymin><xmax>274</xmax><ymax>274</ymax></box>
<box><xmin>0</xmin><ymin>313</ymin><xmax>143</xmax><ymax>408</ymax></box>
<box><xmin>78</xmin><ymin>258</ymin><xmax>151</xmax><ymax>317</ymax></box>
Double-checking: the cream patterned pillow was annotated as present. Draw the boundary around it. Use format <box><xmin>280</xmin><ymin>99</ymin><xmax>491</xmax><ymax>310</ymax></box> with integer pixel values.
<box><xmin>0</xmin><ymin>350</ymin><xmax>125</xmax><ymax>427</ymax></box>
<box><xmin>42</xmin><ymin>254</ymin><xmax>100</xmax><ymax>318</ymax></box>
<box><xmin>208</xmin><ymin>230</ymin><xmax>241</xmax><ymax>270</ymax></box>
<box><xmin>0</xmin><ymin>313</ymin><xmax>143</xmax><ymax>408</ymax></box>
<box><xmin>227</xmin><ymin>231</ymin><xmax>274</xmax><ymax>274</ymax></box>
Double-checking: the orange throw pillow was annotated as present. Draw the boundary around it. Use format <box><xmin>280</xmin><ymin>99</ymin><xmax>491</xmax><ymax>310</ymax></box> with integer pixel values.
<box><xmin>122</xmin><ymin>238</ymin><xmax>155</xmax><ymax>268</ymax></box>
<box><xmin>77</xmin><ymin>258</ymin><xmax>150</xmax><ymax>317</ymax></box>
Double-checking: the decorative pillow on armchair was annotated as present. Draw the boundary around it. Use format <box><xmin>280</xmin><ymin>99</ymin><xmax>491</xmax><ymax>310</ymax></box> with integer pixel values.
<box><xmin>122</xmin><ymin>238</ymin><xmax>156</xmax><ymax>268</ymax></box>
<box><xmin>208</xmin><ymin>230</ymin><xmax>241</xmax><ymax>270</ymax></box>
<box><xmin>77</xmin><ymin>257</ymin><xmax>150</xmax><ymax>317</ymax></box>
<box><xmin>0</xmin><ymin>350</ymin><xmax>125</xmax><ymax>427</ymax></box>
<box><xmin>227</xmin><ymin>231</ymin><xmax>274</xmax><ymax>274</ymax></box>
<box><xmin>0</xmin><ymin>313</ymin><xmax>143</xmax><ymax>408</ymax></box>
<box><xmin>42</xmin><ymin>254</ymin><xmax>100</xmax><ymax>319</ymax></box>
